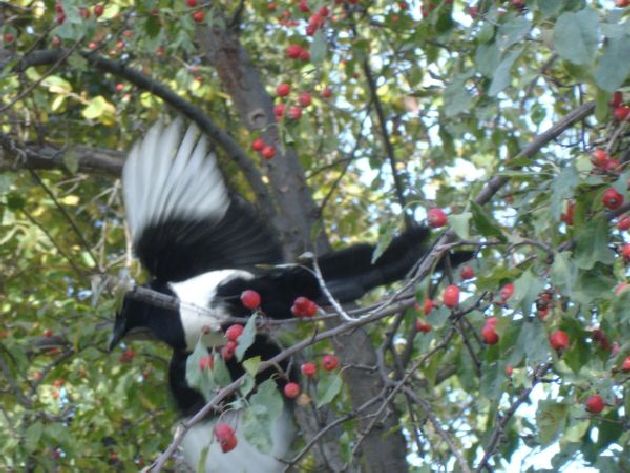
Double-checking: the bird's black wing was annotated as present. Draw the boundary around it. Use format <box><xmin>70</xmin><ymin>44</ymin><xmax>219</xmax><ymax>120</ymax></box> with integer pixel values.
<box><xmin>122</xmin><ymin>119</ymin><xmax>283</xmax><ymax>282</ymax></box>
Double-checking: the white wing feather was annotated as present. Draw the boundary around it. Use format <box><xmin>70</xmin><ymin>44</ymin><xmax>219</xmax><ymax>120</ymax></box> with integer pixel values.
<box><xmin>122</xmin><ymin>119</ymin><xmax>229</xmax><ymax>241</ymax></box>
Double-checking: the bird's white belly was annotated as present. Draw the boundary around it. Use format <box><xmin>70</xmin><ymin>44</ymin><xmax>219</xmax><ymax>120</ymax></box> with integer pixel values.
<box><xmin>169</xmin><ymin>270</ymin><xmax>254</xmax><ymax>351</ymax></box>
<box><xmin>180</xmin><ymin>406</ymin><xmax>294</xmax><ymax>473</ymax></box>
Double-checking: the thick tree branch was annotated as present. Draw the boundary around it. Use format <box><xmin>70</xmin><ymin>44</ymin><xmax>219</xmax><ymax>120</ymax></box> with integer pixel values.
<box><xmin>0</xmin><ymin>134</ymin><xmax>123</xmax><ymax>174</ymax></box>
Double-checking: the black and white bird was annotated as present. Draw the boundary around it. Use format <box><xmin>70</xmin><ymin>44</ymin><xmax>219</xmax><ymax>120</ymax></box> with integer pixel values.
<box><xmin>109</xmin><ymin>118</ymin><xmax>467</xmax><ymax>472</ymax></box>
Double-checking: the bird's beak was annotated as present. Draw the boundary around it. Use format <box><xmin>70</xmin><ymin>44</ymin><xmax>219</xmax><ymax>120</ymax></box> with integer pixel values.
<box><xmin>108</xmin><ymin>317</ymin><xmax>127</xmax><ymax>352</ymax></box>
<box><xmin>108</xmin><ymin>331</ymin><xmax>123</xmax><ymax>353</ymax></box>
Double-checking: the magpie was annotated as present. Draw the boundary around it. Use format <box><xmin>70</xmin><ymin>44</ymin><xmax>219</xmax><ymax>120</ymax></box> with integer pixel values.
<box><xmin>108</xmin><ymin>118</ymin><xmax>469</xmax><ymax>472</ymax></box>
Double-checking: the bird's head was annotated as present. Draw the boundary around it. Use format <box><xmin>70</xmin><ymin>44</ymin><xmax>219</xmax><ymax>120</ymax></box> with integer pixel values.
<box><xmin>108</xmin><ymin>290</ymin><xmax>185</xmax><ymax>352</ymax></box>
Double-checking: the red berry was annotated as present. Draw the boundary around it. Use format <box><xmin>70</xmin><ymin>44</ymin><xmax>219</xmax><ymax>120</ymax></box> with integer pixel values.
<box><xmin>298</xmin><ymin>92</ymin><xmax>312</xmax><ymax>108</ymax></box>
<box><xmin>283</xmin><ymin>382</ymin><xmax>301</xmax><ymax>399</ymax></box>
<box><xmin>584</xmin><ymin>394</ymin><xmax>604</xmax><ymax>414</ymax></box>
<box><xmin>459</xmin><ymin>265</ymin><xmax>474</xmax><ymax>280</ymax></box>
<box><xmin>56</xmin><ymin>13</ymin><xmax>66</xmax><ymax>24</ymax></box>
<box><xmin>308</xmin><ymin>13</ymin><xmax>324</xmax><ymax>30</ymax></box>
<box><xmin>480</xmin><ymin>324</ymin><xmax>499</xmax><ymax>345</ymax></box>
<box><xmin>319</xmin><ymin>6</ymin><xmax>330</xmax><ymax>16</ymax></box>
<box><xmin>115</xmin><ymin>83</ymin><xmax>124</xmax><ymax>92</ymax></box>
<box><xmin>443</xmin><ymin>284</ymin><xmax>459</xmax><ymax>308</ymax></box>
<box><xmin>499</xmin><ymin>282</ymin><xmax>514</xmax><ymax>303</ymax></box>
<box><xmin>4</xmin><ymin>32</ymin><xmax>14</xmax><ymax>44</ymax></box>
<box><xmin>214</xmin><ymin>423</ymin><xmax>237</xmax><ymax>453</ymax></box>
<box><xmin>298</xmin><ymin>0</ymin><xmax>310</xmax><ymax>12</ymax></box>
<box><xmin>592</xmin><ymin>329</ymin><xmax>611</xmax><ymax>352</ymax></box>
<box><xmin>415</xmin><ymin>320</ymin><xmax>432</xmax><ymax>333</ymax></box>
<box><xmin>505</xmin><ymin>364</ymin><xmax>513</xmax><ymax>376</ymax></box>
<box><xmin>423</xmin><ymin>298</ymin><xmax>435</xmax><ymax>316</ymax></box>
<box><xmin>621</xmin><ymin>243</ymin><xmax>630</xmax><ymax>261</ymax></box>
<box><xmin>290</xmin><ymin>296</ymin><xmax>318</xmax><ymax>317</ymax></box>
<box><xmin>274</xmin><ymin>104</ymin><xmax>286</xmax><ymax>118</ymax></box>
<box><xmin>287</xmin><ymin>106</ymin><xmax>302</xmax><ymax>120</ymax></box>
<box><xmin>549</xmin><ymin>330</ymin><xmax>570</xmax><ymax>351</ymax></box>
<box><xmin>120</xmin><ymin>349</ymin><xmax>135</xmax><ymax>363</ymax></box>
<box><xmin>186</xmin><ymin>0</ymin><xmax>198</xmax><ymax>6</ymax></box>
<box><xmin>261</xmin><ymin>145</ymin><xmax>276</xmax><ymax>160</ymax></box>
<box><xmin>94</xmin><ymin>4</ymin><xmax>104</xmax><ymax>17</ymax></box>
<box><xmin>611</xmin><ymin>91</ymin><xmax>623</xmax><ymax>108</ymax></box>
<box><xmin>592</xmin><ymin>149</ymin><xmax>609</xmax><ymax>169</ymax></box>
<box><xmin>225</xmin><ymin>324</ymin><xmax>244</xmax><ymax>342</ymax></box>
<box><xmin>614</xmin><ymin>106</ymin><xmax>630</xmax><ymax>121</ymax></box>
<box><xmin>240</xmin><ymin>290</ymin><xmax>261</xmax><ymax>310</ymax></box>
<box><xmin>621</xmin><ymin>356</ymin><xmax>630</xmax><ymax>372</ymax></box>
<box><xmin>44</xmin><ymin>329</ymin><xmax>54</xmax><ymax>338</ymax></box>
<box><xmin>602</xmin><ymin>188</ymin><xmax>624</xmax><ymax>210</ymax></box>
<box><xmin>276</xmin><ymin>83</ymin><xmax>291</xmax><ymax>97</ymax></box>
<box><xmin>192</xmin><ymin>10</ymin><xmax>205</xmax><ymax>22</ymax></box>
<box><xmin>199</xmin><ymin>355</ymin><xmax>214</xmax><ymax>370</ymax></box>
<box><xmin>221</xmin><ymin>340</ymin><xmax>237</xmax><ymax>360</ymax></box>
<box><xmin>322</xmin><ymin>354</ymin><xmax>339</xmax><ymax>371</ymax></box>
<box><xmin>251</xmin><ymin>138</ymin><xmax>265</xmax><ymax>152</ymax></box>
<box><xmin>617</xmin><ymin>0</ymin><xmax>630</xmax><ymax>7</ymax></box>
<box><xmin>321</xmin><ymin>86</ymin><xmax>332</xmax><ymax>98</ymax></box>
<box><xmin>286</xmin><ymin>44</ymin><xmax>303</xmax><ymax>59</ymax></box>
<box><xmin>299</xmin><ymin>49</ymin><xmax>310</xmax><ymax>61</ymax></box>
<box><xmin>301</xmin><ymin>362</ymin><xmax>317</xmax><ymax>377</ymax></box>
<box><xmin>427</xmin><ymin>208</ymin><xmax>448</xmax><ymax>228</ymax></box>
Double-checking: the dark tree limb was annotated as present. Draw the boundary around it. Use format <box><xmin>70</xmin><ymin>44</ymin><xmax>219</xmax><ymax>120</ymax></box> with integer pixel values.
<box><xmin>0</xmin><ymin>136</ymin><xmax>124</xmax><ymax>174</ymax></box>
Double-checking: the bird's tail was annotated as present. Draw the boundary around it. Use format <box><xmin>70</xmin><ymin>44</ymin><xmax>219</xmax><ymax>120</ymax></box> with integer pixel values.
<box><xmin>319</xmin><ymin>226</ymin><xmax>471</xmax><ymax>302</ymax></box>
<box><xmin>219</xmin><ymin>226</ymin><xmax>472</xmax><ymax>319</ymax></box>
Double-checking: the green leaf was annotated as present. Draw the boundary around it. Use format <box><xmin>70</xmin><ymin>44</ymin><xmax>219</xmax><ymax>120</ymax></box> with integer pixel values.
<box><xmin>489</xmin><ymin>47</ymin><xmax>523</xmax><ymax>96</ymax></box>
<box><xmin>573</xmin><ymin>266</ymin><xmax>617</xmax><ymax>305</ymax></box>
<box><xmin>197</xmin><ymin>444</ymin><xmax>211</xmax><ymax>473</ymax></box>
<box><xmin>444</xmin><ymin>74</ymin><xmax>474</xmax><ymax>117</ymax></box>
<box><xmin>450</xmin><ymin>211</ymin><xmax>471</xmax><ymax>239</ymax></box>
<box><xmin>513</xmin><ymin>270</ymin><xmax>544</xmax><ymax>317</ymax></box>
<box><xmin>310</xmin><ymin>31</ymin><xmax>326</xmax><ymax>65</ymax></box>
<box><xmin>551</xmin><ymin>252</ymin><xmax>577</xmax><ymax>296</ymax></box>
<box><xmin>6</xmin><ymin>192</ymin><xmax>25</xmax><ymax>210</ymax></box>
<box><xmin>553</xmin><ymin>8</ymin><xmax>599</xmax><ymax>65</ymax></box>
<box><xmin>562</xmin><ymin>419</ymin><xmax>589</xmax><ymax>444</ymax></box>
<box><xmin>242</xmin><ymin>356</ymin><xmax>261</xmax><ymax>378</ymax></box>
<box><xmin>513</xmin><ymin>320</ymin><xmax>550</xmax><ymax>365</ymax></box>
<box><xmin>475</xmin><ymin>43</ymin><xmax>500</xmax><ymax>77</ymax></box>
<box><xmin>242</xmin><ymin>379</ymin><xmax>283</xmax><ymax>451</ymax></box>
<box><xmin>470</xmin><ymin>201</ymin><xmax>505</xmax><ymax>240</ymax></box>
<box><xmin>25</xmin><ymin>422</ymin><xmax>43</xmax><ymax>452</ymax></box>
<box><xmin>496</xmin><ymin>15</ymin><xmax>531</xmax><ymax>51</ymax></box>
<box><xmin>371</xmin><ymin>221</ymin><xmax>396</xmax><ymax>264</ymax></box>
<box><xmin>488</xmin><ymin>48</ymin><xmax>523</xmax><ymax>97</ymax></box>
<box><xmin>536</xmin><ymin>400</ymin><xmax>568</xmax><ymax>446</ymax></box>
<box><xmin>236</xmin><ymin>313</ymin><xmax>257</xmax><ymax>361</ymax></box>
<box><xmin>550</xmin><ymin>167</ymin><xmax>578</xmax><ymax>219</ymax></box>
<box><xmin>63</xmin><ymin>149</ymin><xmax>79</xmax><ymax>174</ymax></box>
<box><xmin>144</xmin><ymin>15</ymin><xmax>161</xmax><ymax>37</ymax></box>
<box><xmin>574</xmin><ymin>217</ymin><xmax>615</xmax><ymax>270</ymax></box>
<box><xmin>479</xmin><ymin>362</ymin><xmax>504</xmax><ymax>401</ymax></box>
<box><xmin>537</xmin><ymin>0</ymin><xmax>564</xmax><ymax>18</ymax></box>
<box><xmin>595</xmin><ymin>34</ymin><xmax>630</xmax><ymax>92</ymax></box>
<box><xmin>317</xmin><ymin>374</ymin><xmax>343</xmax><ymax>407</ymax></box>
